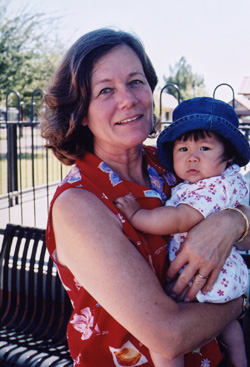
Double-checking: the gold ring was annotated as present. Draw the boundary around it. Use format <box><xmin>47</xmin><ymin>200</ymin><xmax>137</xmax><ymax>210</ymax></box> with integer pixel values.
<box><xmin>197</xmin><ymin>273</ymin><xmax>209</xmax><ymax>280</ymax></box>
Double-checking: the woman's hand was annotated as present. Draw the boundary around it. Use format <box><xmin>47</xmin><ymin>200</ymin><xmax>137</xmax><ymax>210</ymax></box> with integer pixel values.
<box><xmin>166</xmin><ymin>207</ymin><xmax>248</xmax><ymax>301</ymax></box>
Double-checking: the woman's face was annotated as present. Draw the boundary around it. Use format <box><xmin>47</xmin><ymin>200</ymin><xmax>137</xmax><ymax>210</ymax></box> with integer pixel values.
<box><xmin>83</xmin><ymin>45</ymin><xmax>154</xmax><ymax>153</ymax></box>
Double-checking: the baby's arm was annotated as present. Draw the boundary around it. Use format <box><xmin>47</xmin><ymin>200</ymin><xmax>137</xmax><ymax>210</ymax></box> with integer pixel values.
<box><xmin>115</xmin><ymin>195</ymin><xmax>204</xmax><ymax>235</ymax></box>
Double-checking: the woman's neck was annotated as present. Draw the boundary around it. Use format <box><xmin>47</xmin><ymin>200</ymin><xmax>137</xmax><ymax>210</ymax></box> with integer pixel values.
<box><xmin>94</xmin><ymin>144</ymin><xmax>151</xmax><ymax>187</ymax></box>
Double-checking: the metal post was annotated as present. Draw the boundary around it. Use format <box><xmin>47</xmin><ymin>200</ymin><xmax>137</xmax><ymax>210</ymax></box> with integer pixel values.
<box><xmin>30</xmin><ymin>89</ymin><xmax>44</xmax><ymax>226</ymax></box>
<box><xmin>159</xmin><ymin>83</ymin><xmax>181</xmax><ymax>122</ymax></box>
<box><xmin>6</xmin><ymin>90</ymin><xmax>21</xmax><ymax>207</ymax></box>
<box><xmin>213</xmin><ymin>83</ymin><xmax>235</xmax><ymax>109</ymax></box>
<box><xmin>31</xmin><ymin>89</ymin><xmax>44</xmax><ymax>122</ymax></box>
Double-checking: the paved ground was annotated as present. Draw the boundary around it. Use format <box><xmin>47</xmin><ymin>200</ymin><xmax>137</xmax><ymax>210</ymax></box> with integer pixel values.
<box><xmin>0</xmin><ymin>185</ymin><xmax>57</xmax><ymax>229</ymax></box>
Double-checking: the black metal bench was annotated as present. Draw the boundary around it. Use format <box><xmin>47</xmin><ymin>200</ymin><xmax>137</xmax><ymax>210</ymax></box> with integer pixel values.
<box><xmin>0</xmin><ymin>224</ymin><xmax>73</xmax><ymax>367</ymax></box>
<box><xmin>0</xmin><ymin>224</ymin><xmax>249</xmax><ymax>367</ymax></box>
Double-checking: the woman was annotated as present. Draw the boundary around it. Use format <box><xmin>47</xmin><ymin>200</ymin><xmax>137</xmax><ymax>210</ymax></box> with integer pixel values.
<box><xmin>41</xmin><ymin>28</ymin><xmax>249</xmax><ymax>367</ymax></box>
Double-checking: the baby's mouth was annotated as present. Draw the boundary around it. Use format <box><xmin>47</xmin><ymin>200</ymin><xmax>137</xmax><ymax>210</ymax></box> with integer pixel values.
<box><xmin>188</xmin><ymin>169</ymin><xmax>199</xmax><ymax>173</ymax></box>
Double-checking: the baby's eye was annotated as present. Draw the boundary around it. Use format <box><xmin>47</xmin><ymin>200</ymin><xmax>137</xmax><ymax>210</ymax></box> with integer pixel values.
<box><xmin>200</xmin><ymin>146</ymin><xmax>210</xmax><ymax>151</ymax></box>
<box><xmin>179</xmin><ymin>147</ymin><xmax>188</xmax><ymax>152</ymax></box>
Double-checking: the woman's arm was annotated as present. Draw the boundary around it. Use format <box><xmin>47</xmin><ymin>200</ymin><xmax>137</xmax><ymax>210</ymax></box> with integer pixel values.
<box><xmin>235</xmin><ymin>204</ymin><xmax>250</xmax><ymax>250</ymax></box>
<box><xmin>52</xmin><ymin>188</ymin><xmax>242</xmax><ymax>360</ymax></box>
<box><xmin>167</xmin><ymin>206</ymin><xmax>250</xmax><ymax>301</ymax></box>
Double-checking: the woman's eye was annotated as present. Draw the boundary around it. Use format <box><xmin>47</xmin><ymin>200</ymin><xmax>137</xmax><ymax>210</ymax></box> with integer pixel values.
<box><xmin>99</xmin><ymin>87</ymin><xmax>112</xmax><ymax>95</ymax></box>
<box><xmin>129</xmin><ymin>79</ymin><xmax>143</xmax><ymax>86</ymax></box>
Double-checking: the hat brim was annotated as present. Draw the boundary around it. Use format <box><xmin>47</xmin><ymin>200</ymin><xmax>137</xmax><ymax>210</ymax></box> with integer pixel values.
<box><xmin>157</xmin><ymin>114</ymin><xmax>250</xmax><ymax>172</ymax></box>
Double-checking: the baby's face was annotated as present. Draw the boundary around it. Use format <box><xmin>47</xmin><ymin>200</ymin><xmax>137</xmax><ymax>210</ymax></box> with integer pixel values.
<box><xmin>173</xmin><ymin>132</ymin><xmax>230</xmax><ymax>183</ymax></box>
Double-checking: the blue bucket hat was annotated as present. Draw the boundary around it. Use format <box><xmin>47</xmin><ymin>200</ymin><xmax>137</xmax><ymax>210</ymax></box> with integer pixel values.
<box><xmin>157</xmin><ymin>97</ymin><xmax>250</xmax><ymax>172</ymax></box>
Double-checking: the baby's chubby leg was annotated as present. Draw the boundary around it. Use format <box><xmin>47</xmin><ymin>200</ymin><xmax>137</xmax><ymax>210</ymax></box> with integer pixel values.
<box><xmin>150</xmin><ymin>350</ymin><xmax>183</xmax><ymax>367</ymax></box>
<box><xmin>219</xmin><ymin>320</ymin><xmax>247</xmax><ymax>367</ymax></box>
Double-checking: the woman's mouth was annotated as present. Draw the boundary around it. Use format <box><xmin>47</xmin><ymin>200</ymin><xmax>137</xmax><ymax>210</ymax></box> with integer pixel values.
<box><xmin>115</xmin><ymin>115</ymin><xmax>142</xmax><ymax>125</ymax></box>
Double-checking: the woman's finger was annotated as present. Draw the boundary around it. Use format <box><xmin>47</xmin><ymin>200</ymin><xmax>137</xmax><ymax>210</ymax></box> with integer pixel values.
<box><xmin>183</xmin><ymin>272</ymin><xmax>210</xmax><ymax>301</ymax></box>
<box><xmin>166</xmin><ymin>252</ymin><xmax>190</xmax><ymax>281</ymax></box>
<box><xmin>169</xmin><ymin>265</ymin><xmax>199</xmax><ymax>298</ymax></box>
<box><xmin>201</xmin><ymin>268</ymin><xmax>222</xmax><ymax>294</ymax></box>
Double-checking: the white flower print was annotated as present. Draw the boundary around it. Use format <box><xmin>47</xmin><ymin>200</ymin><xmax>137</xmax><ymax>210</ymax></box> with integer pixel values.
<box><xmin>74</xmin><ymin>277</ymin><xmax>82</xmax><ymax>291</ymax></box>
<box><xmin>73</xmin><ymin>354</ymin><xmax>81</xmax><ymax>366</ymax></box>
<box><xmin>70</xmin><ymin>307</ymin><xmax>100</xmax><ymax>340</ymax></box>
<box><xmin>102</xmin><ymin>192</ymin><xmax>109</xmax><ymax>200</ymax></box>
<box><xmin>117</xmin><ymin>213</ymin><xmax>126</xmax><ymax>223</ymax></box>
<box><xmin>200</xmin><ymin>358</ymin><xmax>211</xmax><ymax>367</ymax></box>
<box><xmin>154</xmin><ymin>243</ymin><xmax>168</xmax><ymax>255</ymax></box>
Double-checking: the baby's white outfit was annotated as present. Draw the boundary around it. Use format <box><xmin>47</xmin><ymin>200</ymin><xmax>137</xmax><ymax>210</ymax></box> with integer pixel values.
<box><xmin>166</xmin><ymin>164</ymin><xmax>249</xmax><ymax>302</ymax></box>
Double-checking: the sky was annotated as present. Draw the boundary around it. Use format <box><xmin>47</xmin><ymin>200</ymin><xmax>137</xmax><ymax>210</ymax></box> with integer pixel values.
<box><xmin>7</xmin><ymin>0</ymin><xmax>250</xmax><ymax>102</ymax></box>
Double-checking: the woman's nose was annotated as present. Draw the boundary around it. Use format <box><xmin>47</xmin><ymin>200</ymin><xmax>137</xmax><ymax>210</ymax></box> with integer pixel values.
<box><xmin>117</xmin><ymin>87</ymin><xmax>137</xmax><ymax>108</ymax></box>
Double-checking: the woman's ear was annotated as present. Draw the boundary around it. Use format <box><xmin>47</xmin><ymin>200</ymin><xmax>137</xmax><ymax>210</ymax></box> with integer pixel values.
<box><xmin>82</xmin><ymin>117</ymin><xmax>88</xmax><ymax>127</ymax></box>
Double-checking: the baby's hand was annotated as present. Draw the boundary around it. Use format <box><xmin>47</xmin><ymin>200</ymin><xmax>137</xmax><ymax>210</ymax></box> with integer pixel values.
<box><xmin>115</xmin><ymin>195</ymin><xmax>141</xmax><ymax>222</ymax></box>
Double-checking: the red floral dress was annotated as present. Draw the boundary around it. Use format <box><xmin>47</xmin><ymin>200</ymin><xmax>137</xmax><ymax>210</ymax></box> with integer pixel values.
<box><xmin>46</xmin><ymin>146</ymin><xmax>222</xmax><ymax>367</ymax></box>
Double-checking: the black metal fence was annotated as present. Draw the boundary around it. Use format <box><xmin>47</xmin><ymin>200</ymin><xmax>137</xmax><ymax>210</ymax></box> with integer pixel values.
<box><xmin>0</xmin><ymin>90</ymin><xmax>70</xmax><ymax>230</ymax></box>
<box><xmin>1</xmin><ymin>87</ymin><xmax>250</xmax><ymax>230</ymax></box>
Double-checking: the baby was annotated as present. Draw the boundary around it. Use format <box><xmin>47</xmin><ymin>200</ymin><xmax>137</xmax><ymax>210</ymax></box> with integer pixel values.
<box><xmin>115</xmin><ymin>97</ymin><xmax>250</xmax><ymax>367</ymax></box>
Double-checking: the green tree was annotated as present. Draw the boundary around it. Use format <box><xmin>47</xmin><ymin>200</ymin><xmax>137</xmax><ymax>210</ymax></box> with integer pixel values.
<box><xmin>0</xmin><ymin>0</ymin><xmax>64</xmax><ymax>116</ymax></box>
<box><xmin>163</xmin><ymin>57</ymin><xmax>208</xmax><ymax>101</ymax></box>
